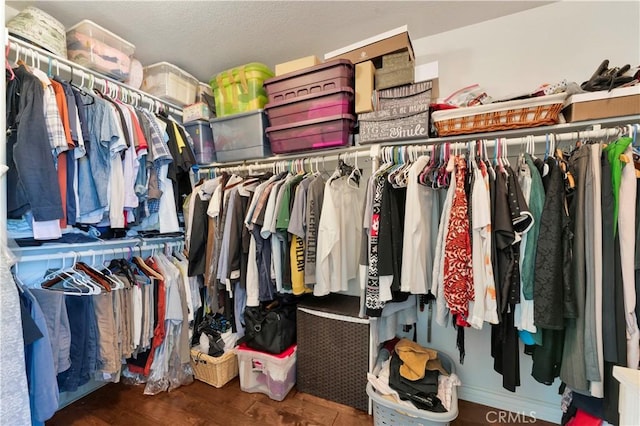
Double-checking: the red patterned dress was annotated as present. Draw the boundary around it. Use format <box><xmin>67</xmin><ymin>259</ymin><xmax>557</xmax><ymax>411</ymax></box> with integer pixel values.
<box><xmin>443</xmin><ymin>156</ymin><xmax>474</xmax><ymax>327</ymax></box>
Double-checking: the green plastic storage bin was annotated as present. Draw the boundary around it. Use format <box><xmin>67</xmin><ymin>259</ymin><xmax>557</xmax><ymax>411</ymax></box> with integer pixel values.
<box><xmin>210</xmin><ymin>63</ymin><xmax>274</xmax><ymax>117</ymax></box>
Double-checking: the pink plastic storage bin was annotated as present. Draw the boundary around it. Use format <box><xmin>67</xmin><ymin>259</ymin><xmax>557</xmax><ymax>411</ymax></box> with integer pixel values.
<box><xmin>263</xmin><ymin>59</ymin><xmax>354</xmax><ymax>104</ymax></box>
<box><xmin>265</xmin><ymin>87</ymin><xmax>354</xmax><ymax>127</ymax></box>
<box><xmin>266</xmin><ymin>114</ymin><xmax>355</xmax><ymax>154</ymax></box>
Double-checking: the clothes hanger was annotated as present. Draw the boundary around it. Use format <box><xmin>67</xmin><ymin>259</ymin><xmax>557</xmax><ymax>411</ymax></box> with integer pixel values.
<box><xmin>74</xmin><ymin>259</ymin><xmax>112</xmax><ymax>292</ymax></box>
<box><xmin>40</xmin><ymin>253</ymin><xmax>96</xmax><ymax>295</ymax></box>
<box><xmin>387</xmin><ymin>146</ymin><xmax>406</xmax><ymax>185</ymax></box>
<box><xmin>173</xmin><ymin>242</ymin><xmax>188</xmax><ymax>262</ymax></box>
<box><xmin>41</xmin><ymin>271</ymin><xmax>89</xmax><ymax>295</ymax></box>
<box><xmin>436</xmin><ymin>143</ymin><xmax>452</xmax><ymax>189</ymax></box>
<box><xmin>347</xmin><ymin>152</ymin><xmax>362</xmax><ymax>188</ymax></box>
<box><xmin>39</xmin><ymin>253</ymin><xmax>76</xmax><ymax>290</ymax></box>
<box><xmin>133</xmin><ymin>254</ymin><xmax>163</xmax><ymax>280</ymax></box>
<box><xmin>398</xmin><ymin>146</ymin><xmax>419</xmax><ymax>187</ymax></box>
<box><xmin>418</xmin><ymin>145</ymin><xmax>435</xmax><ymax>185</ymax></box>
<box><xmin>430</xmin><ymin>145</ymin><xmax>441</xmax><ymax>189</ymax></box>
<box><xmin>502</xmin><ymin>138</ymin><xmax>511</xmax><ymax>168</ymax></box>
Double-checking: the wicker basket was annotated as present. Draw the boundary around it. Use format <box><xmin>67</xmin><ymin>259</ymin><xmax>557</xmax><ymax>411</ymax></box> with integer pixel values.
<box><xmin>432</xmin><ymin>93</ymin><xmax>567</xmax><ymax>136</ymax></box>
<box><xmin>366</xmin><ymin>351</ymin><xmax>459</xmax><ymax>426</ymax></box>
<box><xmin>190</xmin><ymin>349</ymin><xmax>238</xmax><ymax>388</ymax></box>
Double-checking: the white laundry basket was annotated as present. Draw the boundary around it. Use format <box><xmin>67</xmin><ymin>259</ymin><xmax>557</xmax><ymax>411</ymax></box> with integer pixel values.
<box><xmin>366</xmin><ymin>351</ymin><xmax>459</xmax><ymax>426</ymax></box>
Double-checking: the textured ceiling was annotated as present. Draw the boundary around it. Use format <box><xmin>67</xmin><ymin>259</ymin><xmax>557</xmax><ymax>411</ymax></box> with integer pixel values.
<box><xmin>6</xmin><ymin>1</ymin><xmax>550</xmax><ymax>84</ymax></box>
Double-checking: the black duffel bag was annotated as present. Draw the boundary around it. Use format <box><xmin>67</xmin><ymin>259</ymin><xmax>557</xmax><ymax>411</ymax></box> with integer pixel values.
<box><xmin>242</xmin><ymin>298</ymin><xmax>296</xmax><ymax>354</ymax></box>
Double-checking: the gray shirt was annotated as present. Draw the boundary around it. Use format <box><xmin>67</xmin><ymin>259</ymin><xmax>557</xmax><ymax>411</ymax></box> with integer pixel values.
<box><xmin>304</xmin><ymin>175</ymin><xmax>326</xmax><ymax>284</ymax></box>
<box><xmin>288</xmin><ymin>176</ymin><xmax>312</xmax><ymax>238</ymax></box>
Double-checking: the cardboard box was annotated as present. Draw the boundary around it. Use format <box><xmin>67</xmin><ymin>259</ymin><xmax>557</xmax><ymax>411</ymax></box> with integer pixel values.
<box><xmin>562</xmin><ymin>86</ymin><xmax>640</xmax><ymax>122</ymax></box>
<box><xmin>355</xmin><ymin>61</ymin><xmax>375</xmax><ymax>113</ymax></box>
<box><xmin>324</xmin><ymin>25</ymin><xmax>414</xmax><ymax>64</ymax></box>
<box><xmin>275</xmin><ymin>55</ymin><xmax>321</xmax><ymax>76</ymax></box>
<box><xmin>182</xmin><ymin>102</ymin><xmax>211</xmax><ymax>123</ymax></box>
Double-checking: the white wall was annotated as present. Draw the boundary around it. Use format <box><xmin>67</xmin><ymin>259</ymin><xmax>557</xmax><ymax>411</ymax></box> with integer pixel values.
<box><xmin>414</xmin><ymin>1</ymin><xmax>640</xmax><ymax>102</ymax></box>
<box><xmin>408</xmin><ymin>2</ymin><xmax>640</xmax><ymax>423</ymax></box>
<box><xmin>4</xmin><ymin>4</ymin><xmax>19</xmax><ymax>22</ymax></box>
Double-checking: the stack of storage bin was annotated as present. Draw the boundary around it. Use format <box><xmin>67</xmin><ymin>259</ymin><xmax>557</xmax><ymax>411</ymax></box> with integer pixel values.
<box><xmin>209</xmin><ymin>63</ymin><xmax>274</xmax><ymax>162</ymax></box>
<box><xmin>263</xmin><ymin>59</ymin><xmax>355</xmax><ymax>154</ymax></box>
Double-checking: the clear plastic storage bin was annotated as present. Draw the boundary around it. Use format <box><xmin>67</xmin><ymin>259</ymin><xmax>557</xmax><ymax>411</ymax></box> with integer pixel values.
<box><xmin>210</xmin><ymin>109</ymin><xmax>271</xmax><ymax>162</ymax></box>
<box><xmin>184</xmin><ymin>120</ymin><xmax>216</xmax><ymax>164</ymax></box>
<box><xmin>142</xmin><ymin>62</ymin><xmax>198</xmax><ymax>106</ymax></box>
<box><xmin>66</xmin><ymin>20</ymin><xmax>135</xmax><ymax>81</ymax></box>
<box><xmin>237</xmin><ymin>344</ymin><xmax>296</xmax><ymax>401</ymax></box>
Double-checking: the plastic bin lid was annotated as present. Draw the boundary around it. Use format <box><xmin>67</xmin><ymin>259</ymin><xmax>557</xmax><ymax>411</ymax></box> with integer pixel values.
<box><xmin>264</xmin><ymin>86</ymin><xmax>354</xmax><ymax>110</ymax></box>
<box><xmin>266</xmin><ymin>113</ymin><xmax>355</xmax><ymax>132</ymax></box>
<box><xmin>143</xmin><ymin>61</ymin><xmax>198</xmax><ymax>82</ymax></box>
<box><xmin>66</xmin><ymin>19</ymin><xmax>135</xmax><ymax>50</ymax></box>
<box><xmin>263</xmin><ymin>59</ymin><xmax>353</xmax><ymax>85</ymax></box>
<box><xmin>210</xmin><ymin>108</ymin><xmax>265</xmax><ymax>123</ymax></box>
<box><xmin>237</xmin><ymin>343</ymin><xmax>296</xmax><ymax>358</ymax></box>
<box><xmin>209</xmin><ymin>63</ymin><xmax>274</xmax><ymax>89</ymax></box>
<box><xmin>184</xmin><ymin>119</ymin><xmax>210</xmax><ymax>127</ymax></box>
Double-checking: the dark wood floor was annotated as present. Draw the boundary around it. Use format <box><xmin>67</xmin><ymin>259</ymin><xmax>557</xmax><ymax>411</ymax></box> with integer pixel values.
<box><xmin>48</xmin><ymin>378</ymin><xmax>557</xmax><ymax>426</ymax></box>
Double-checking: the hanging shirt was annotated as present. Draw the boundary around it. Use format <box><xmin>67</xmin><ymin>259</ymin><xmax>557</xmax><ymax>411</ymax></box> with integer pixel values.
<box><xmin>534</xmin><ymin>159</ymin><xmax>571</xmax><ymax>329</ymax></box>
<box><xmin>401</xmin><ymin>157</ymin><xmax>433</xmax><ymax>294</ymax></box>
<box><xmin>442</xmin><ymin>156</ymin><xmax>474</xmax><ymax>326</ymax></box>
<box><xmin>618</xmin><ymin>143</ymin><xmax>639</xmax><ymax>369</ymax></box>
<box><xmin>30</xmin><ymin>68</ymin><xmax>68</xmax><ymax>154</ymax></box>
<box><xmin>27</xmin><ymin>69</ymin><xmax>68</xmax><ymax>235</ymax></box>
<box><xmin>288</xmin><ymin>177</ymin><xmax>312</xmax><ymax>295</ymax></box>
<box><xmin>316</xmin><ymin>174</ymin><xmax>363</xmax><ymax>297</ymax></box>
<box><xmin>432</xmin><ymin>156</ymin><xmax>456</xmax><ymax>326</ymax></box>
<box><xmin>468</xmin><ymin>161</ymin><xmax>498</xmax><ymax>329</ymax></box>
<box><xmin>261</xmin><ymin>178</ymin><xmax>287</xmax><ymax>292</ymax></box>
<box><xmin>304</xmin><ymin>174</ymin><xmax>325</xmax><ymax>285</ymax></box>
<box><xmin>158</xmin><ymin>162</ymin><xmax>180</xmax><ymax>233</ymax></box>
<box><xmin>514</xmin><ymin>155</ymin><xmax>540</xmax><ymax>336</ymax></box>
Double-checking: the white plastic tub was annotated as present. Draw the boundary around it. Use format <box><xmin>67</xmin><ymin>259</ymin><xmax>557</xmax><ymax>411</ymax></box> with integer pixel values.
<box><xmin>366</xmin><ymin>351</ymin><xmax>459</xmax><ymax>426</ymax></box>
<box><xmin>66</xmin><ymin>19</ymin><xmax>135</xmax><ymax>81</ymax></box>
<box><xmin>142</xmin><ymin>62</ymin><xmax>198</xmax><ymax>106</ymax></box>
<box><xmin>237</xmin><ymin>344</ymin><xmax>296</xmax><ymax>401</ymax></box>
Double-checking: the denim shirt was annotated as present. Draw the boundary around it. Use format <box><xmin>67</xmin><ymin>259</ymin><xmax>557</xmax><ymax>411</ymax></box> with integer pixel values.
<box><xmin>86</xmin><ymin>97</ymin><xmax>120</xmax><ymax>208</ymax></box>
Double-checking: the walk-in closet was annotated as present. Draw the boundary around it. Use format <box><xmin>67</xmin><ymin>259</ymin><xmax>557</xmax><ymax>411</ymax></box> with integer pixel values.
<box><xmin>2</xmin><ymin>2</ymin><xmax>639</xmax><ymax>426</ymax></box>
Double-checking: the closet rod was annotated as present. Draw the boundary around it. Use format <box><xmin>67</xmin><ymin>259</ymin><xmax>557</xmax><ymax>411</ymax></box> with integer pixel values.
<box><xmin>198</xmin><ymin>144</ymin><xmax>371</xmax><ymax>170</ymax></box>
<box><xmin>378</xmin><ymin>115</ymin><xmax>640</xmax><ymax>149</ymax></box>
<box><xmin>13</xmin><ymin>241</ymin><xmax>183</xmax><ymax>264</ymax></box>
<box><xmin>374</xmin><ymin>122</ymin><xmax>640</xmax><ymax>155</ymax></box>
<box><xmin>206</xmin><ymin>149</ymin><xmax>371</xmax><ymax>176</ymax></box>
<box><xmin>10</xmin><ymin>235</ymin><xmax>184</xmax><ymax>255</ymax></box>
<box><xmin>7</xmin><ymin>35</ymin><xmax>183</xmax><ymax>116</ymax></box>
